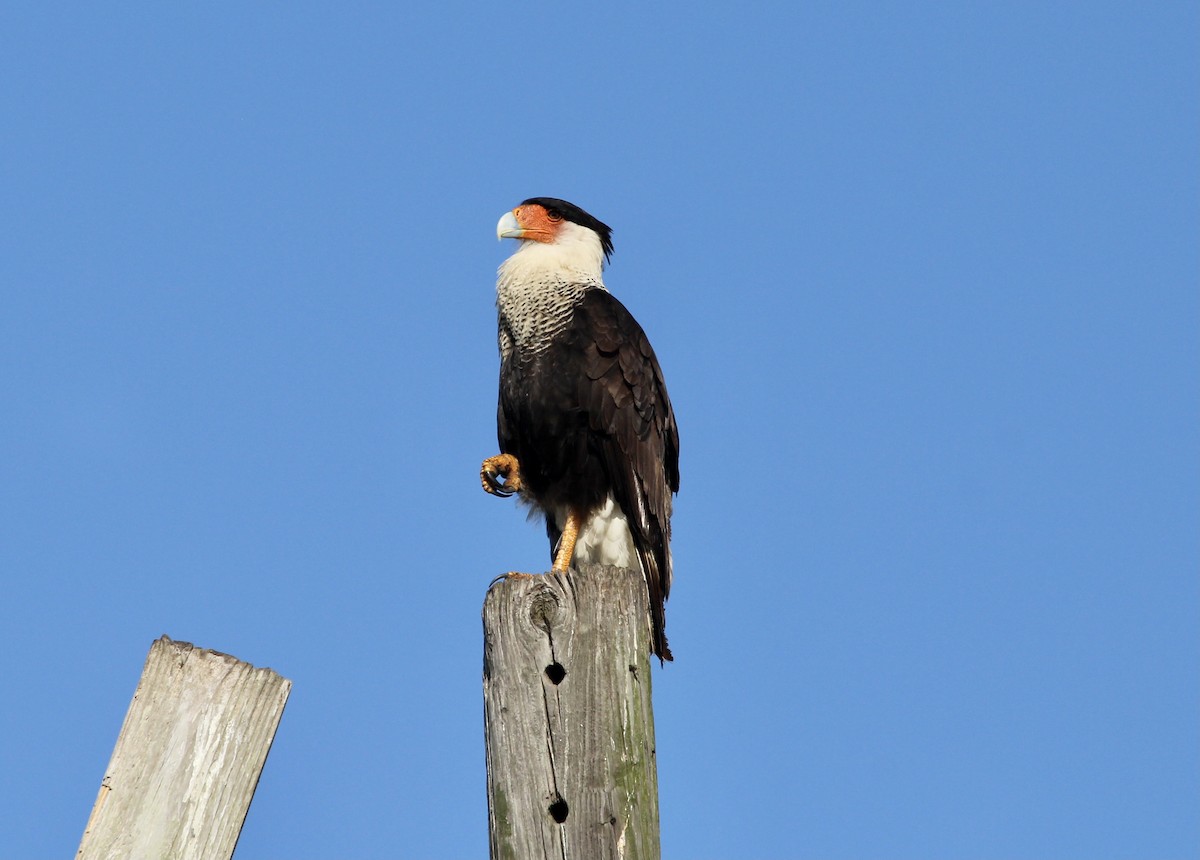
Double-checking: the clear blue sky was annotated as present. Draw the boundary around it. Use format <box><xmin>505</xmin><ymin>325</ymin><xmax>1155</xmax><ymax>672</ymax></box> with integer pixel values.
<box><xmin>2</xmin><ymin>3</ymin><xmax>1196</xmax><ymax>858</ymax></box>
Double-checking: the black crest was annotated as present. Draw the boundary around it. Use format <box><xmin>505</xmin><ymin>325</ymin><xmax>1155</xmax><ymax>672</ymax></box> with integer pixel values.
<box><xmin>521</xmin><ymin>197</ymin><xmax>614</xmax><ymax>262</ymax></box>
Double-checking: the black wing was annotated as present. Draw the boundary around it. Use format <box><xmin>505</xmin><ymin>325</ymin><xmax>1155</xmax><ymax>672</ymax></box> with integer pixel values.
<box><xmin>570</xmin><ymin>289</ymin><xmax>679</xmax><ymax>661</ymax></box>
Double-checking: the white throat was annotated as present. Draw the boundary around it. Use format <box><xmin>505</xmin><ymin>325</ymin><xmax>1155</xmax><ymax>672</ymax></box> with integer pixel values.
<box><xmin>498</xmin><ymin>221</ymin><xmax>606</xmax><ymax>288</ymax></box>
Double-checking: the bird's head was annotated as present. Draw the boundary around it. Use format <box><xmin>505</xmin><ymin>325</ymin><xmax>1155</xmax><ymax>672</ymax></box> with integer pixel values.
<box><xmin>497</xmin><ymin>198</ymin><xmax>614</xmax><ymax>277</ymax></box>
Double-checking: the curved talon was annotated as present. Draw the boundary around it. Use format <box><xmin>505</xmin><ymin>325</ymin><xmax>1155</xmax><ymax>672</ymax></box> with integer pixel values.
<box><xmin>481</xmin><ymin>453</ymin><xmax>522</xmax><ymax>497</ymax></box>
<box><xmin>482</xmin><ymin>469</ymin><xmax>516</xmax><ymax>497</ymax></box>
<box><xmin>488</xmin><ymin>571</ymin><xmax>537</xmax><ymax>588</ymax></box>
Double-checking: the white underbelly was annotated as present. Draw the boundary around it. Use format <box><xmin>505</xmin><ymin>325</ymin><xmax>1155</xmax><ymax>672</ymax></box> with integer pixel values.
<box><xmin>554</xmin><ymin>496</ymin><xmax>639</xmax><ymax>570</ymax></box>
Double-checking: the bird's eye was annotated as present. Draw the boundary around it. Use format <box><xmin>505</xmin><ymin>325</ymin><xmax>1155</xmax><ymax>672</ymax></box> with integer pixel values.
<box><xmin>545</xmin><ymin>208</ymin><xmax>562</xmax><ymax>222</ymax></box>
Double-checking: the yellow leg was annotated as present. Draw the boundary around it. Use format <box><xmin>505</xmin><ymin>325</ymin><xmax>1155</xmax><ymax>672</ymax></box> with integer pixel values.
<box><xmin>552</xmin><ymin>509</ymin><xmax>582</xmax><ymax>573</ymax></box>
<box><xmin>481</xmin><ymin>453</ymin><xmax>522</xmax><ymax>497</ymax></box>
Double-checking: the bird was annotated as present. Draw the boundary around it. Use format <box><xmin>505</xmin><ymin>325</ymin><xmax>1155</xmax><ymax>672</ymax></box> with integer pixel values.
<box><xmin>480</xmin><ymin>197</ymin><xmax>679</xmax><ymax>663</ymax></box>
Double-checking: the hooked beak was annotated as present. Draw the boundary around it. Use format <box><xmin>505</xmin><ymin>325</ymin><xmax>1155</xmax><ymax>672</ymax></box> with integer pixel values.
<box><xmin>496</xmin><ymin>210</ymin><xmax>524</xmax><ymax>240</ymax></box>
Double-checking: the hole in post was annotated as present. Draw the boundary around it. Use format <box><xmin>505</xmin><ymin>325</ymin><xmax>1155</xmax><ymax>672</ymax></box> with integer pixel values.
<box><xmin>548</xmin><ymin>796</ymin><xmax>569</xmax><ymax>823</ymax></box>
<box><xmin>545</xmin><ymin>662</ymin><xmax>566</xmax><ymax>685</ymax></box>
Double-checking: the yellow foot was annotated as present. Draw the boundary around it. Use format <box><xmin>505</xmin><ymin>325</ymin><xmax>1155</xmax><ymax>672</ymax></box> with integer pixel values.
<box><xmin>551</xmin><ymin>508</ymin><xmax>581</xmax><ymax>573</ymax></box>
<box><xmin>481</xmin><ymin>453</ymin><xmax>522</xmax><ymax>497</ymax></box>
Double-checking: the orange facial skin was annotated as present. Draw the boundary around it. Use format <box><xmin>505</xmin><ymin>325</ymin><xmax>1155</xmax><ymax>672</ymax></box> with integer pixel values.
<box><xmin>510</xmin><ymin>203</ymin><xmax>564</xmax><ymax>244</ymax></box>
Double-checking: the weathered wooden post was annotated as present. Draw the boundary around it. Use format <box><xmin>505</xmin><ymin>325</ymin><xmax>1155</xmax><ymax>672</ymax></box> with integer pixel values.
<box><xmin>77</xmin><ymin>636</ymin><xmax>291</xmax><ymax>860</ymax></box>
<box><xmin>482</xmin><ymin>562</ymin><xmax>661</xmax><ymax>860</ymax></box>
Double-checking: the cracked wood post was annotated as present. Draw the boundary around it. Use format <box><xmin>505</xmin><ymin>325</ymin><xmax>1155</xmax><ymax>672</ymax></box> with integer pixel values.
<box><xmin>483</xmin><ymin>561</ymin><xmax>661</xmax><ymax>860</ymax></box>
<box><xmin>77</xmin><ymin>636</ymin><xmax>291</xmax><ymax>860</ymax></box>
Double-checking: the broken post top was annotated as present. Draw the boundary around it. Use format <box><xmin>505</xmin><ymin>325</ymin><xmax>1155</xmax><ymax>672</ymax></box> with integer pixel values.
<box><xmin>77</xmin><ymin>636</ymin><xmax>292</xmax><ymax>860</ymax></box>
<box><xmin>483</xmin><ymin>564</ymin><xmax>659</xmax><ymax>677</ymax></box>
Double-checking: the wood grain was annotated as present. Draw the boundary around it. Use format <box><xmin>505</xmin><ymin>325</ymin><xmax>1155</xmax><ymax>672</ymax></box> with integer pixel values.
<box><xmin>77</xmin><ymin>636</ymin><xmax>291</xmax><ymax>860</ymax></box>
<box><xmin>483</xmin><ymin>563</ymin><xmax>661</xmax><ymax>860</ymax></box>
